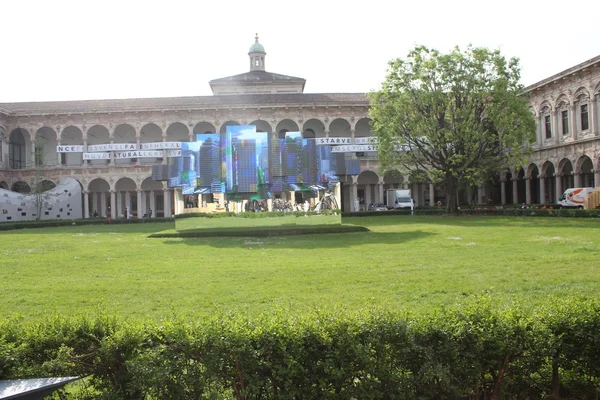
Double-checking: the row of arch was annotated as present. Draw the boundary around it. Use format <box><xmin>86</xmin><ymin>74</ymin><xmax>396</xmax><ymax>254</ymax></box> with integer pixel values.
<box><xmin>2</xmin><ymin>117</ymin><xmax>374</xmax><ymax>169</ymax></box>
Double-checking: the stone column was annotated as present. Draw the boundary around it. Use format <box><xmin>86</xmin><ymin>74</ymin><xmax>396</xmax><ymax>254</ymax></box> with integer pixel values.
<box><xmin>500</xmin><ymin>179</ymin><xmax>506</xmax><ymax>205</ymax></box>
<box><xmin>553</xmin><ymin>109</ymin><xmax>560</xmax><ymax>145</ymax></box>
<box><xmin>150</xmin><ymin>190</ymin><xmax>156</xmax><ymax>217</ymax></box>
<box><xmin>110</xmin><ymin>190</ymin><xmax>116</xmax><ymax>219</ymax></box>
<box><xmin>378</xmin><ymin>179</ymin><xmax>384</xmax><ymax>204</ymax></box>
<box><xmin>574</xmin><ymin>171</ymin><xmax>581</xmax><ymax>188</ymax></box>
<box><xmin>100</xmin><ymin>192</ymin><xmax>107</xmax><ymax>217</ymax></box>
<box><xmin>512</xmin><ymin>177</ymin><xmax>519</xmax><ymax>204</ymax></box>
<box><xmin>593</xmin><ymin>169</ymin><xmax>600</xmax><ymax>188</ymax></box>
<box><xmin>83</xmin><ymin>190</ymin><xmax>90</xmax><ymax>219</ymax></box>
<box><xmin>539</xmin><ymin>175</ymin><xmax>546</xmax><ymax>204</ymax></box>
<box><xmin>137</xmin><ymin>190</ymin><xmax>143</xmax><ymax>218</ymax></box>
<box><xmin>555</xmin><ymin>173</ymin><xmax>563</xmax><ymax>203</ymax></box>
<box><xmin>117</xmin><ymin>191</ymin><xmax>123</xmax><ymax>218</ymax></box>
<box><xmin>92</xmin><ymin>192</ymin><xmax>99</xmax><ymax>215</ymax></box>
<box><xmin>570</xmin><ymin>104</ymin><xmax>577</xmax><ymax>141</ymax></box>
<box><xmin>537</xmin><ymin>114</ymin><xmax>544</xmax><ymax>145</ymax></box>
<box><xmin>429</xmin><ymin>183</ymin><xmax>435</xmax><ymax>206</ymax></box>
<box><xmin>350</xmin><ymin>129</ymin><xmax>355</xmax><ymax>143</ymax></box>
<box><xmin>56</xmin><ymin>140</ymin><xmax>62</xmax><ymax>166</ymax></box>
<box><xmin>403</xmin><ymin>175</ymin><xmax>410</xmax><ymax>189</ymax></box>
<box><xmin>1</xmin><ymin>133</ymin><xmax>8</xmax><ymax>168</ymax></box>
<box><xmin>163</xmin><ymin>188</ymin><xmax>171</xmax><ymax>217</ymax></box>
<box><xmin>364</xmin><ymin>184</ymin><xmax>371</xmax><ymax>206</ymax></box>
<box><xmin>478</xmin><ymin>185</ymin><xmax>484</xmax><ymax>205</ymax></box>
<box><xmin>590</xmin><ymin>94</ymin><xmax>597</xmax><ymax>136</ymax></box>
<box><xmin>82</xmin><ymin>138</ymin><xmax>88</xmax><ymax>168</ymax></box>
<box><xmin>289</xmin><ymin>191</ymin><xmax>295</xmax><ymax>206</ymax></box>
<box><xmin>135</xmin><ymin>135</ymin><xmax>141</xmax><ymax>166</ymax></box>
<box><xmin>351</xmin><ymin>182</ymin><xmax>358</xmax><ymax>211</ymax></box>
<box><xmin>125</xmin><ymin>191</ymin><xmax>132</xmax><ymax>216</ymax></box>
<box><xmin>525</xmin><ymin>176</ymin><xmax>531</xmax><ymax>205</ymax></box>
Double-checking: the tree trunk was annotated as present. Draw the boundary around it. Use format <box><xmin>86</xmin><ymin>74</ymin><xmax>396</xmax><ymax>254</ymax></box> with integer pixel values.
<box><xmin>444</xmin><ymin>175</ymin><xmax>459</xmax><ymax>213</ymax></box>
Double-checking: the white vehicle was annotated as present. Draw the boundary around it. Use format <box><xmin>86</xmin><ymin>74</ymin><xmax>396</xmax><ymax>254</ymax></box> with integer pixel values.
<box><xmin>558</xmin><ymin>187</ymin><xmax>595</xmax><ymax>208</ymax></box>
<box><xmin>386</xmin><ymin>189</ymin><xmax>414</xmax><ymax>210</ymax></box>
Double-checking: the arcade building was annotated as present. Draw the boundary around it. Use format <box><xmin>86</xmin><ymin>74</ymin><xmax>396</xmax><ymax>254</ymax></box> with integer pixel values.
<box><xmin>0</xmin><ymin>37</ymin><xmax>599</xmax><ymax>220</ymax></box>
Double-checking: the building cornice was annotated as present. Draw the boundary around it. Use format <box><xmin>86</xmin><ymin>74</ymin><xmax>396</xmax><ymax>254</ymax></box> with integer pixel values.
<box><xmin>524</xmin><ymin>55</ymin><xmax>600</xmax><ymax>93</ymax></box>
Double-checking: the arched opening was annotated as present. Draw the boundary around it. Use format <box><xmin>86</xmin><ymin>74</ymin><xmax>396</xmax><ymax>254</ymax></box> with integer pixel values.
<box><xmin>9</xmin><ymin>128</ymin><xmax>28</xmax><ymax>169</ymax></box>
<box><xmin>541</xmin><ymin>162</ymin><xmax>556</xmax><ymax>203</ymax></box>
<box><xmin>60</xmin><ymin>126</ymin><xmax>84</xmax><ymax>166</ymax></box>
<box><xmin>249</xmin><ymin>119</ymin><xmax>272</xmax><ymax>133</ymax></box>
<box><xmin>0</xmin><ymin>181</ymin><xmax>8</xmax><ymax>190</ymax></box>
<box><xmin>527</xmin><ymin>164</ymin><xmax>540</xmax><ymax>204</ymax></box>
<box><xmin>140</xmin><ymin>177</ymin><xmax>164</xmax><ymax>218</ymax></box>
<box><xmin>357</xmin><ymin>170</ymin><xmax>381</xmax><ymax>209</ymax></box>
<box><xmin>558</xmin><ymin>159</ymin><xmax>574</xmax><ymax>191</ymax></box>
<box><xmin>576</xmin><ymin>156</ymin><xmax>594</xmax><ymax>187</ymax></box>
<box><xmin>113</xmin><ymin>124</ymin><xmax>137</xmax><ymax>166</ymax></box>
<box><xmin>115</xmin><ymin>177</ymin><xmax>138</xmax><ymax>218</ymax></box>
<box><xmin>140</xmin><ymin>123</ymin><xmax>163</xmax><ymax>165</ymax></box>
<box><xmin>88</xmin><ymin>178</ymin><xmax>111</xmax><ymax>217</ymax></box>
<box><xmin>302</xmin><ymin>119</ymin><xmax>326</xmax><ymax>139</ymax></box>
<box><xmin>329</xmin><ymin>118</ymin><xmax>351</xmax><ymax>138</ymax></box>
<box><xmin>86</xmin><ymin>125</ymin><xmax>111</xmax><ymax>166</ymax></box>
<box><xmin>34</xmin><ymin>127</ymin><xmax>58</xmax><ymax>167</ymax></box>
<box><xmin>12</xmin><ymin>181</ymin><xmax>31</xmax><ymax>193</ymax></box>
<box><xmin>36</xmin><ymin>180</ymin><xmax>56</xmax><ymax>192</ymax></box>
<box><xmin>219</xmin><ymin>121</ymin><xmax>240</xmax><ymax>134</ymax></box>
<box><xmin>192</xmin><ymin>122</ymin><xmax>215</xmax><ymax>136</ymax></box>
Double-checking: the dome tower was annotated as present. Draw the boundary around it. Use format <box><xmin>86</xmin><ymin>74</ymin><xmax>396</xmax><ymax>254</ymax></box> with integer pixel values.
<box><xmin>248</xmin><ymin>34</ymin><xmax>266</xmax><ymax>72</ymax></box>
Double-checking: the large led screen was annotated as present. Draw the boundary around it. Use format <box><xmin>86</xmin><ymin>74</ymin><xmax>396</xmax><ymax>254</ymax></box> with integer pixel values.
<box><xmin>167</xmin><ymin>127</ymin><xmax>360</xmax><ymax>199</ymax></box>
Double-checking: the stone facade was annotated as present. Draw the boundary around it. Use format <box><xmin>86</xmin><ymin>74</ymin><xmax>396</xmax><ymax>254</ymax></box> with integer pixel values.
<box><xmin>0</xmin><ymin>39</ymin><xmax>599</xmax><ymax>217</ymax></box>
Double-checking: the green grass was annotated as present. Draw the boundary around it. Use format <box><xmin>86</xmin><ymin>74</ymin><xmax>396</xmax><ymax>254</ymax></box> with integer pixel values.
<box><xmin>1</xmin><ymin>216</ymin><xmax>599</xmax><ymax>320</ymax></box>
<box><xmin>175</xmin><ymin>214</ymin><xmax>342</xmax><ymax>231</ymax></box>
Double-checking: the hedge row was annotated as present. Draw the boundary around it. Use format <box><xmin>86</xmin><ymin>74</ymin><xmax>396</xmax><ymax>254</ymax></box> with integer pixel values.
<box><xmin>1</xmin><ymin>297</ymin><xmax>599</xmax><ymax>399</ymax></box>
<box><xmin>175</xmin><ymin>209</ymin><xmax>341</xmax><ymax>219</ymax></box>
<box><xmin>0</xmin><ymin>217</ymin><xmax>174</xmax><ymax>231</ymax></box>
<box><xmin>344</xmin><ymin>207</ymin><xmax>600</xmax><ymax>218</ymax></box>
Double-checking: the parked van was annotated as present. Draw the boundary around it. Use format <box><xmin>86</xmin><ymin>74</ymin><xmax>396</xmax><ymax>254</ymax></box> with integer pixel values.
<box><xmin>386</xmin><ymin>189</ymin><xmax>414</xmax><ymax>210</ymax></box>
<box><xmin>558</xmin><ymin>187</ymin><xmax>595</xmax><ymax>208</ymax></box>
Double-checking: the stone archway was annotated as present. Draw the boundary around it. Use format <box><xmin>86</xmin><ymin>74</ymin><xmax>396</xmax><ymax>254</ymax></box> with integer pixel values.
<box><xmin>9</xmin><ymin>128</ymin><xmax>29</xmax><ymax>169</ymax></box>
<box><xmin>12</xmin><ymin>181</ymin><xmax>31</xmax><ymax>193</ymax></box>
<box><xmin>357</xmin><ymin>170</ymin><xmax>381</xmax><ymax>208</ymax></box>
<box><xmin>88</xmin><ymin>178</ymin><xmax>111</xmax><ymax>217</ymax></box>
<box><xmin>114</xmin><ymin>177</ymin><xmax>138</xmax><ymax>218</ymax></box>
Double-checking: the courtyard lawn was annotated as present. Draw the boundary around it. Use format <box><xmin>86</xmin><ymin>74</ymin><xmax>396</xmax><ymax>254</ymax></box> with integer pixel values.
<box><xmin>0</xmin><ymin>216</ymin><xmax>599</xmax><ymax>320</ymax></box>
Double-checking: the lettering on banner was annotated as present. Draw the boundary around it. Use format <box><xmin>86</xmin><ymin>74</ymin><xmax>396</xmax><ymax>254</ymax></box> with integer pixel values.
<box><xmin>353</xmin><ymin>137</ymin><xmax>378</xmax><ymax>145</ymax></box>
<box><xmin>56</xmin><ymin>145</ymin><xmax>85</xmax><ymax>153</ymax></box>
<box><xmin>166</xmin><ymin>149</ymin><xmax>182</xmax><ymax>157</ymax></box>
<box><xmin>114</xmin><ymin>151</ymin><xmax>163</xmax><ymax>159</ymax></box>
<box><xmin>331</xmin><ymin>144</ymin><xmax>378</xmax><ymax>153</ymax></box>
<box><xmin>140</xmin><ymin>142</ymin><xmax>182</xmax><ymax>150</ymax></box>
<box><xmin>315</xmin><ymin>137</ymin><xmax>352</xmax><ymax>145</ymax></box>
<box><xmin>83</xmin><ymin>152</ymin><xmax>111</xmax><ymax>160</ymax></box>
<box><xmin>87</xmin><ymin>143</ymin><xmax>138</xmax><ymax>152</ymax></box>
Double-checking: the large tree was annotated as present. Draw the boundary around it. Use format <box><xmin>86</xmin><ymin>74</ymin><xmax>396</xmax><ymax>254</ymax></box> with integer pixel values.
<box><xmin>369</xmin><ymin>45</ymin><xmax>536</xmax><ymax>212</ymax></box>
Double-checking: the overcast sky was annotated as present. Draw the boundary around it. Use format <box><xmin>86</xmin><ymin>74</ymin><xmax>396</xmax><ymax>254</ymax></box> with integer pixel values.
<box><xmin>2</xmin><ymin>0</ymin><xmax>599</xmax><ymax>103</ymax></box>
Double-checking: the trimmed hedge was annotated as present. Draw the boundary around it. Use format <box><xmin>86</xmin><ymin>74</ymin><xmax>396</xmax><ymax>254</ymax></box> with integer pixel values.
<box><xmin>175</xmin><ymin>209</ymin><xmax>341</xmax><ymax>219</ymax></box>
<box><xmin>0</xmin><ymin>217</ymin><xmax>174</xmax><ymax>231</ymax></box>
<box><xmin>1</xmin><ymin>297</ymin><xmax>599</xmax><ymax>399</ymax></box>
<box><xmin>344</xmin><ymin>207</ymin><xmax>600</xmax><ymax>218</ymax></box>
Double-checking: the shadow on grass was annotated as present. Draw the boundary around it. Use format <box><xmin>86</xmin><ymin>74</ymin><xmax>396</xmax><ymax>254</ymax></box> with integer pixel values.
<box><xmin>342</xmin><ymin>214</ymin><xmax>600</xmax><ymax>229</ymax></box>
<box><xmin>157</xmin><ymin>229</ymin><xmax>435</xmax><ymax>249</ymax></box>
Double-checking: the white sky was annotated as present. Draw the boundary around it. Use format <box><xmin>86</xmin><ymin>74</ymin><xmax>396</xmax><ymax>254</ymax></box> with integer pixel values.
<box><xmin>2</xmin><ymin>0</ymin><xmax>599</xmax><ymax>103</ymax></box>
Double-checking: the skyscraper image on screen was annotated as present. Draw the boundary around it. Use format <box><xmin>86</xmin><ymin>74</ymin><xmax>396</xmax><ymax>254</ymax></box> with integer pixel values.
<box><xmin>224</xmin><ymin>126</ymin><xmax>270</xmax><ymax>197</ymax></box>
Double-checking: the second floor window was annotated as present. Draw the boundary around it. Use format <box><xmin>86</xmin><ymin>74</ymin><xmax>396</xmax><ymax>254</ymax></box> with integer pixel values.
<box><xmin>545</xmin><ymin>115</ymin><xmax>552</xmax><ymax>139</ymax></box>
<box><xmin>581</xmin><ymin>104</ymin><xmax>589</xmax><ymax>131</ymax></box>
<box><xmin>562</xmin><ymin>110</ymin><xmax>569</xmax><ymax>135</ymax></box>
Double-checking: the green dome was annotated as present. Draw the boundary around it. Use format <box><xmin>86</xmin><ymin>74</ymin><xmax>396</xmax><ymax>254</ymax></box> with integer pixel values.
<box><xmin>248</xmin><ymin>35</ymin><xmax>265</xmax><ymax>54</ymax></box>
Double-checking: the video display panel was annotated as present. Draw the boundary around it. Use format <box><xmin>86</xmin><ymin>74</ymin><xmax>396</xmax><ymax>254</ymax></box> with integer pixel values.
<box><xmin>224</xmin><ymin>126</ymin><xmax>270</xmax><ymax>198</ymax></box>
<box><xmin>168</xmin><ymin>133</ymin><xmax>222</xmax><ymax>194</ymax></box>
<box><xmin>167</xmin><ymin>127</ymin><xmax>360</xmax><ymax>198</ymax></box>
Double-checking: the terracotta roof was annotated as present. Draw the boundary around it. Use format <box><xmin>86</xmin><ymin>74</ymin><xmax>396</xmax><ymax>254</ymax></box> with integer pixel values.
<box><xmin>0</xmin><ymin>93</ymin><xmax>369</xmax><ymax>115</ymax></box>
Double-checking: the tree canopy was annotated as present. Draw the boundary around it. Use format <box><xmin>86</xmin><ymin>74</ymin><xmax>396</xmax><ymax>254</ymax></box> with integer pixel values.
<box><xmin>369</xmin><ymin>45</ymin><xmax>536</xmax><ymax>212</ymax></box>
